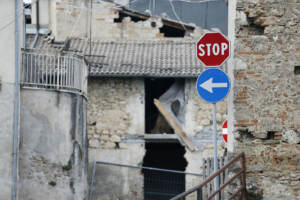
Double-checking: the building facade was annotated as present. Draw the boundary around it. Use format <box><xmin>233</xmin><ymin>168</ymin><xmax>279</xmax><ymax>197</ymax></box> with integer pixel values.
<box><xmin>1</xmin><ymin>0</ymin><xmax>299</xmax><ymax>199</ymax></box>
<box><xmin>229</xmin><ymin>0</ymin><xmax>300</xmax><ymax>199</ymax></box>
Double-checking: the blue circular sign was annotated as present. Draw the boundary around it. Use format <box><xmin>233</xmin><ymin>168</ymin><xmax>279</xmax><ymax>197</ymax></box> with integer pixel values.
<box><xmin>196</xmin><ymin>69</ymin><xmax>230</xmax><ymax>103</ymax></box>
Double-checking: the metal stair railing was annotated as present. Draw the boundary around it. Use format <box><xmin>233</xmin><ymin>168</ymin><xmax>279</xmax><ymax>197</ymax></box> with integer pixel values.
<box><xmin>170</xmin><ymin>152</ymin><xmax>247</xmax><ymax>200</ymax></box>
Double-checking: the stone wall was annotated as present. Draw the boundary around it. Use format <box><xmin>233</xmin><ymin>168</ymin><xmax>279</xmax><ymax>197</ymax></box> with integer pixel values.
<box><xmin>233</xmin><ymin>0</ymin><xmax>300</xmax><ymax>199</ymax></box>
<box><xmin>87</xmin><ymin>78</ymin><xmax>144</xmax><ymax>150</ymax></box>
<box><xmin>53</xmin><ymin>0</ymin><xmax>206</xmax><ymax>41</ymax></box>
<box><xmin>185</xmin><ymin>79</ymin><xmax>227</xmax><ymax>137</ymax></box>
<box><xmin>87</xmin><ymin>78</ymin><xmax>145</xmax><ymax>200</ymax></box>
<box><xmin>87</xmin><ymin>77</ymin><xmax>228</xmax><ymax>199</ymax></box>
<box><xmin>87</xmin><ymin>78</ymin><xmax>228</xmax><ymax>150</ymax></box>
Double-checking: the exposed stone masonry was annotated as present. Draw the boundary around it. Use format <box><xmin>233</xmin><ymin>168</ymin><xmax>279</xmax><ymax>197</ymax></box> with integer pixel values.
<box><xmin>185</xmin><ymin>79</ymin><xmax>227</xmax><ymax>137</ymax></box>
<box><xmin>234</xmin><ymin>0</ymin><xmax>300</xmax><ymax>199</ymax></box>
<box><xmin>87</xmin><ymin>78</ymin><xmax>144</xmax><ymax>149</ymax></box>
<box><xmin>54</xmin><ymin>0</ymin><xmax>205</xmax><ymax>41</ymax></box>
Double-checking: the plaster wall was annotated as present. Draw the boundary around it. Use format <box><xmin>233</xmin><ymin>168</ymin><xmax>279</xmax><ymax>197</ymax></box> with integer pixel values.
<box><xmin>89</xmin><ymin>143</ymin><xmax>145</xmax><ymax>200</ymax></box>
<box><xmin>0</xmin><ymin>83</ymin><xmax>15</xmax><ymax>199</ymax></box>
<box><xmin>32</xmin><ymin>0</ymin><xmax>50</xmax><ymax>27</ymax></box>
<box><xmin>0</xmin><ymin>0</ymin><xmax>16</xmax><ymax>83</ymax></box>
<box><xmin>227</xmin><ymin>0</ymin><xmax>237</xmax><ymax>153</ymax></box>
<box><xmin>19</xmin><ymin>89</ymin><xmax>88</xmax><ymax>200</ymax></box>
<box><xmin>0</xmin><ymin>0</ymin><xmax>22</xmax><ymax>198</ymax></box>
<box><xmin>49</xmin><ymin>0</ymin><xmax>57</xmax><ymax>37</ymax></box>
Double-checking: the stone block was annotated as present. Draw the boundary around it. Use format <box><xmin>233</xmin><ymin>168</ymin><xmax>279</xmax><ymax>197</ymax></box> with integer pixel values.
<box><xmin>281</xmin><ymin>130</ymin><xmax>300</xmax><ymax>144</ymax></box>
<box><xmin>89</xmin><ymin>139</ymin><xmax>100</xmax><ymax>148</ymax></box>
<box><xmin>100</xmin><ymin>134</ymin><xmax>109</xmax><ymax>141</ymax></box>
<box><xmin>103</xmin><ymin>142</ymin><xmax>116</xmax><ymax>149</ymax></box>
<box><xmin>111</xmin><ymin>135</ymin><xmax>121</xmax><ymax>142</ymax></box>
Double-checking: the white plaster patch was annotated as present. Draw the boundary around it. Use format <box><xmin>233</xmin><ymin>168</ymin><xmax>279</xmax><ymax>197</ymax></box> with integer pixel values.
<box><xmin>237</xmin><ymin>11</ymin><xmax>248</xmax><ymax>26</ymax></box>
<box><xmin>282</xmin><ymin>130</ymin><xmax>300</xmax><ymax>144</ymax></box>
<box><xmin>125</xmin><ymin>79</ymin><xmax>145</xmax><ymax>135</ymax></box>
<box><xmin>234</xmin><ymin>58</ymin><xmax>247</xmax><ymax>70</ymax></box>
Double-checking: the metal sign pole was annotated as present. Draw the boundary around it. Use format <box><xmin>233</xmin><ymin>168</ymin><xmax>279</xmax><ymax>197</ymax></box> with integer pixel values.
<box><xmin>213</xmin><ymin>103</ymin><xmax>219</xmax><ymax>200</ymax></box>
<box><xmin>196</xmin><ymin>68</ymin><xmax>230</xmax><ymax>200</ymax></box>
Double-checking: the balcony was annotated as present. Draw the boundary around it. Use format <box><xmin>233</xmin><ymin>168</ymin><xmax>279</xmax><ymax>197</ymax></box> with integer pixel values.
<box><xmin>21</xmin><ymin>50</ymin><xmax>88</xmax><ymax>96</ymax></box>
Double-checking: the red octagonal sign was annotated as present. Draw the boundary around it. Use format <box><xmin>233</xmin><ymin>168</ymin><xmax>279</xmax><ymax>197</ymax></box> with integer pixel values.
<box><xmin>197</xmin><ymin>32</ymin><xmax>230</xmax><ymax>67</ymax></box>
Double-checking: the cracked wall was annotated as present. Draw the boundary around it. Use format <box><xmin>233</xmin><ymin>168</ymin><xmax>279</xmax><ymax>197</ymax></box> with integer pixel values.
<box><xmin>19</xmin><ymin>89</ymin><xmax>88</xmax><ymax>200</ymax></box>
<box><xmin>233</xmin><ymin>0</ymin><xmax>300</xmax><ymax>199</ymax></box>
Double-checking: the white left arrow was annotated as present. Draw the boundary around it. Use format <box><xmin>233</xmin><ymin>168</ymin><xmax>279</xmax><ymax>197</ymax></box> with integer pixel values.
<box><xmin>200</xmin><ymin>78</ymin><xmax>228</xmax><ymax>93</ymax></box>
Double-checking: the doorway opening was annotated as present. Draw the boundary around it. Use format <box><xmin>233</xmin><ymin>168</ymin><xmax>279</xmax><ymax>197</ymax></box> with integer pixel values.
<box><xmin>142</xmin><ymin>142</ymin><xmax>188</xmax><ymax>200</ymax></box>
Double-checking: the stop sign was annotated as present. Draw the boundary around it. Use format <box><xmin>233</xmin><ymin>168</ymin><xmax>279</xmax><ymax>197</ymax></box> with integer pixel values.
<box><xmin>196</xmin><ymin>32</ymin><xmax>230</xmax><ymax>67</ymax></box>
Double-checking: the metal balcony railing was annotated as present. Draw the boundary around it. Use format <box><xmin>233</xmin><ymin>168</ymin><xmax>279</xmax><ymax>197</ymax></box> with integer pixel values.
<box><xmin>21</xmin><ymin>51</ymin><xmax>88</xmax><ymax>96</ymax></box>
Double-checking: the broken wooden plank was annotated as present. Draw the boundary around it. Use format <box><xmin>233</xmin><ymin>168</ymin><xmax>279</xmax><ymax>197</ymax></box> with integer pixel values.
<box><xmin>154</xmin><ymin>99</ymin><xmax>195</xmax><ymax>151</ymax></box>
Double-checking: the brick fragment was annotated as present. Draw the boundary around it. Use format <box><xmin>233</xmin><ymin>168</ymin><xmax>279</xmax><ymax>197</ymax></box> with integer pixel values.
<box><xmin>96</xmin><ymin>18</ymin><xmax>105</xmax><ymax>21</ymax></box>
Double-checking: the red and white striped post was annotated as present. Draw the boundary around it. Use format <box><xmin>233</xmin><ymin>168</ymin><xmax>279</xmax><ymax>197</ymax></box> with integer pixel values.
<box><xmin>222</xmin><ymin>120</ymin><xmax>228</xmax><ymax>144</ymax></box>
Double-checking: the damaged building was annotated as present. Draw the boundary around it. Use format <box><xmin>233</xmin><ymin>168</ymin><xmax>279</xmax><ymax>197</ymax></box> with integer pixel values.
<box><xmin>27</xmin><ymin>0</ymin><xmax>228</xmax><ymax>199</ymax></box>
<box><xmin>1</xmin><ymin>0</ymin><xmax>300</xmax><ymax>199</ymax></box>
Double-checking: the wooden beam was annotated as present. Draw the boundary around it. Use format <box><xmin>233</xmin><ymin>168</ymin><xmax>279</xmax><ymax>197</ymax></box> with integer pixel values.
<box><xmin>120</xmin><ymin>9</ymin><xmax>195</xmax><ymax>31</ymax></box>
<box><xmin>154</xmin><ymin>99</ymin><xmax>195</xmax><ymax>151</ymax></box>
<box><xmin>144</xmin><ymin>134</ymin><xmax>179</xmax><ymax>143</ymax></box>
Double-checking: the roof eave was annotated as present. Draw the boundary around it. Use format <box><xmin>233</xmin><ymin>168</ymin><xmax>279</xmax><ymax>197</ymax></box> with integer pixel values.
<box><xmin>89</xmin><ymin>73</ymin><xmax>198</xmax><ymax>78</ymax></box>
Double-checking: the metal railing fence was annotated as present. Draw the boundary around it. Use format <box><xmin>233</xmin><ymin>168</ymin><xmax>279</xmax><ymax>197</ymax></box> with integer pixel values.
<box><xmin>202</xmin><ymin>156</ymin><xmax>229</xmax><ymax>199</ymax></box>
<box><xmin>170</xmin><ymin>153</ymin><xmax>247</xmax><ymax>200</ymax></box>
<box><xmin>89</xmin><ymin>161</ymin><xmax>203</xmax><ymax>200</ymax></box>
<box><xmin>21</xmin><ymin>51</ymin><xmax>88</xmax><ymax>96</ymax></box>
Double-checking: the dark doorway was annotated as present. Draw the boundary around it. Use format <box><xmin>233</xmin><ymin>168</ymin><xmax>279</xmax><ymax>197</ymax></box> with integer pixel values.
<box><xmin>145</xmin><ymin>78</ymin><xmax>176</xmax><ymax>134</ymax></box>
<box><xmin>142</xmin><ymin>142</ymin><xmax>188</xmax><ymax>200</ymax></box>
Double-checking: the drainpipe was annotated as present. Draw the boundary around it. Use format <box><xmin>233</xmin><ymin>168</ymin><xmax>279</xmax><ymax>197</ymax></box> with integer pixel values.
<box><xmin>12</xmin><ymin>0</ymin><xmax>21</xmax><ymax>199</ymax></box>
<box><xmin>23</xmin><ymin>3</ymin><xmax>26</xmax><ymax>48</ymax></box>
<box><xmin>31</xmin><ymin>0</ymin><xmax>39</xmax><ymax>48</ymax></box>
